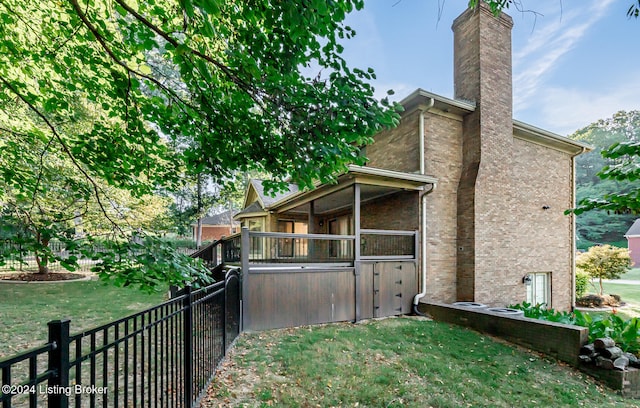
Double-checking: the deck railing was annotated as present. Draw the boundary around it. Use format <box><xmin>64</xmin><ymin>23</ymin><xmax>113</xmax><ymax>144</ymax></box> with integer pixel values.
<box><xmin>198</xmin><ymin>228</ymin><xmax>418</xmax><ymax>268</ymax></box>
<box><xmin>360</xmin><ymin>229</ymin><xmax>418</xmax><ymax>259</ymax></box>
<box><xmin>247</xmin><ymin>232</ymin><xmax>355</xmax><ymax>264</ymax></box>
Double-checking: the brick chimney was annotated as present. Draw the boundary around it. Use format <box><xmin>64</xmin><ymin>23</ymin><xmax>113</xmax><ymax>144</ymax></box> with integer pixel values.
<box><xmin>452</xmin><ymin>4</ymin><xmax>516</xmax><ymax>302</ymax></box>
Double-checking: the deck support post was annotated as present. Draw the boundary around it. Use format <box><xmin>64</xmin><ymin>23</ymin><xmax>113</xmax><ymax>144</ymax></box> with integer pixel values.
<box><xmin>241</xmin><ymin>226</ymin><xmax>250</xmax><ymax>331</ymax></box>
<box><xmin>354</xmin><ymin>184</ymin><xmax>361</xmax><ymax>322</ymax></box>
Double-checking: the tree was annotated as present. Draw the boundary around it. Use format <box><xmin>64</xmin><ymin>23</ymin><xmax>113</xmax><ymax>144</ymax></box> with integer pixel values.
<box><xmin>569</xmin><ymin>111</ymin><xmax>639</xmax><ymax>246</ymax></box>
<box><xmin>571</xmin><ymin>111</ymin><xmax>640</xmax><ymax>217</ymax></box>
<box><xmin>0</xmin><ymin>96</ymin><xmax>173</xmax><ymax>275</ymax></box>
<box><xmin>576</xmin><ymin>245</ymin><xmax>632</xmax><ymax>296</ymax></box>
<box><xmin>0</xmin><ymin>0</ymin><xmax>399</xmax><ymax>287</ymax></box>
<box><xmin>1</xmin><ymin>0</ymin><xmax>398</xmax><ymax>194</ymax></box>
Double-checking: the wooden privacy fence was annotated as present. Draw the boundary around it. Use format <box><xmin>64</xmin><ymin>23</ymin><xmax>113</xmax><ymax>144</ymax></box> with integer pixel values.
<box><xmin>0</xmin><ymin>269</ymin><xmax>241</xmax><ymax>408</ymax></box>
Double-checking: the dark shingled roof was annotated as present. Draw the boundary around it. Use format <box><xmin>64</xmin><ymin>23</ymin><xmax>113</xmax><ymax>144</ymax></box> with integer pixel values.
<box><xmin>197</xmin><ymin>210</ymin><xmax>239</xmax><ymax>226</ymax></box>
<box><xmin>235</xmin><ymin>201</ymin><xmax>266</xmax><ymax>217</ymax></box>
<box><xmin>626</xmin><ymin>219</ymin><xmax>640</xmax><ymax>237</ymax></box>
<box><xmin>250</xmin><ymin>179</ymin><xmax>299</xmax><ymax>207</ymax></box>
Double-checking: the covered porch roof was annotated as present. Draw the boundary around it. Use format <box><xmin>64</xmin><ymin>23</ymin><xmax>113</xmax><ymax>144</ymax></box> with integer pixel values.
<box><xmin>269</xmin><ymin>165</ymin><xmax>437</xmax><ymax>216</ymax></box>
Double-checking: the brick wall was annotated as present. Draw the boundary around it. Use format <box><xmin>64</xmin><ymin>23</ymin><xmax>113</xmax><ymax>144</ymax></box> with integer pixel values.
<box><xmin>196</xmin><ymin>225</ymin><xmax>237</xmax><ymax>242</ymax></box>
<box><xmin>362</xmin><ymin>3</ymin><xmax>578</xmax><ymax>311</ymax></box>
<box><xmin>510</xmin><ymin>138</ymin><xmax>575</xmax><ymax>309</ymax></box>
<box><xmin>423</xmin><ymin>111</ymin><xmax>463</xmax><ymax>303</ymax></box>
<box><xmin>361</xmin><ymin>191</ymin><xmax>419</xmax><ymax>231</ymax></box>
<box><xmin>366</xmin><ymin>110</ymin><xmax>420</xmax><ymax>173</ymax></box>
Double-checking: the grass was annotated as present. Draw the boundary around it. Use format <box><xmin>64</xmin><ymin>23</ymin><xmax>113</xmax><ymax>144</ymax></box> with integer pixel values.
<box><xmin>0</xmin><ymin>279</ymin><xmax>167</xmax><ymax>357</ymax></box>
<box><xmin>583</xmin><ymin>268</ymin><xmax>640</xmax><ymax>317</ymax></box>
<box><xmin>204</xmin><ymin>317</ymin><xmax>635</xmax><ymax>407</ymax></box>
<box><xmin>619</xmin><ymin>268</ymin><xmax>640</xmax><ymax>281</ymax></box>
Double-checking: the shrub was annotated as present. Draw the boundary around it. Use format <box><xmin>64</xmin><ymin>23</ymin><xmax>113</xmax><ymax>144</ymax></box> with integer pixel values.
<box><xmin>575</xmin><ymin>269</ymin><xmax>590</xmax><ymax>299</ymax></box>
<box><xmin>511</xmin><ymin>302</ymin><xmax>640</xmax><ymax>356</ymax></box>
<box><xmin>159</xmin><ymin>237</ymin><xmax>198</xmax><ymax>249</ymax></box>
<box><xmin>573</xmin><ymin>311</ymin><xmax>640</xmax><ymax>354</ymax></box>
<box><xmin>508</xmin><ymin>302</ymin><xmax>576</xmax><ymax>325</ymax></box>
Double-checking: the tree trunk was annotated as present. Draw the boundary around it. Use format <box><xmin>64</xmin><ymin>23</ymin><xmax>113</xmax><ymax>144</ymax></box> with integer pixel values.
<box><xmin>599</xmin><ymin>277</ymin><xmax>604</xmax><ymax>296</ymax></box>
<box><xmin>34</xmin><ymin>232</ymin><xmax>49</xmax><ymax>274</ymax></box>
<box><xmin>196</xmin><ymin>173</ymin><xmax>203</xmax><ymax>249</ymax></box>
<box><xmin>196</xmin><ymin>217</ymin><xmax>203</xmax><ymax>249</ymax></box>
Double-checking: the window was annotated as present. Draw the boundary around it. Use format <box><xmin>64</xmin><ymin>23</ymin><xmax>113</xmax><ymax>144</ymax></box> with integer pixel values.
<box><xmin>328</xmin><ymin>215</ymin><xmax>352</xmax><ymax>258</ymax></box>
<box><xmin>526</xmin><ymin>272</ymin><xmax>551</xmax><ymax>307</ymax></box>
<box><xmin>277</xmin><ymin>220</ymin><xmax>308</xmax><ymax>257</ymax></box>
<box><xmin>246</xmin><ymin>218</ymin><xmax>264</xmax><ymax>232</ymax></box>
<box><xmin>245</xmin><ymin>218</ymin><xmax>265</xmax><ymax>259</ymax></box>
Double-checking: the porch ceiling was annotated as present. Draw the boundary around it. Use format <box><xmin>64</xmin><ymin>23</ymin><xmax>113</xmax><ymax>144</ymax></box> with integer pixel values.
<box><xmin>271</xmin><ymin>165</ymin><xmax>437</xmax><ymax>215</ymax></box>
<box><xmin>283</xmin><ymin>184</ymin><xmax>406</xmax><ymax>215</ymax></box>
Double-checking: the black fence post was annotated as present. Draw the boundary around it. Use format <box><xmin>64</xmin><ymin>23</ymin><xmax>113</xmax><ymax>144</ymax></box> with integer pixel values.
<box><xmin>182</xmin><ymin>285</ymin><xmax>193</xmax><ymax>408</ymax></box>
<box><xmin>48</xmin><ymin>319</ymin><xmax>70</xmax><ymax>408</ymax></box>
<box><xmin>222</xmin><ymin>273</ymin><xmax>228</xmax><ymax>352</ymax></box>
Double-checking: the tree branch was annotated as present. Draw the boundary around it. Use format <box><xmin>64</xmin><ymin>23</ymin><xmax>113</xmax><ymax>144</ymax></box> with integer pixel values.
<box><xmin>0</xmin><ymin>74</ymin><xmax>125</xmax><ymax>234</ymax></box>
<box><xmin>68</xmin><ymin>0</ymin><xmax>197</xmax><ymax>113</ymax></box>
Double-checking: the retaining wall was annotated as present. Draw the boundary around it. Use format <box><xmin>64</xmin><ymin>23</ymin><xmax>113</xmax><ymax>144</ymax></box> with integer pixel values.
<box><xmin>421</xmin><ymin>302</ymin><xmax>588</xmax><ymax>365</ymax></box>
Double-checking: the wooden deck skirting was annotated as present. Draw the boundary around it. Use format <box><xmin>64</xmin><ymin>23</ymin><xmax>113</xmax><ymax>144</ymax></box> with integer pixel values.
<box><xmin>194</xmin><ymin>228</ymin><xmax>420</xmax><ymax>331</ymax></box>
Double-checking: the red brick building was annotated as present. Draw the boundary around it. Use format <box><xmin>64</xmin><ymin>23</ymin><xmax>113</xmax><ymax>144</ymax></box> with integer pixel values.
<box><xmin>626</xmin><ymin>219</ymin><xmax>640</xmax><ymax>267</ymax></box>
<box><xmin>192</xmin><ymin>210</ymin><xmax>239</xmax><ymax>242</ymax></box>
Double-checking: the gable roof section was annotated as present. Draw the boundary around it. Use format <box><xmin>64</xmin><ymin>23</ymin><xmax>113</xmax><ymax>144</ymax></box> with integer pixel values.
<box><xmin>626</xmin><ymin>219</ymin><xmax>640</xmax><ymax>237</ymax></box>
<box><xmin>401</xmin><ymin>88</ymin><xmax>592</xmax><ymax>155</ymax></box>
<box><xmin>242</xmin><ymin>179</ymin><xmax>299</xmax><ymax>209</ymax></box>
<box><xmin>234</xmin><ymin>201</ymin><xmax>268</xmax><ymax>220</ymax></box>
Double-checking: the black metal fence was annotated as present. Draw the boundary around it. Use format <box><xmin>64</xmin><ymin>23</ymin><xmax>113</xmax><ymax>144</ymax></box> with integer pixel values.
<box><xmin>0</xmin><ymin>241</ymin><xmax>194</xmax><ymax>274</ymax></box>
<box><xmin>0</xmin><ymin>269</ymin><xmax>241</xmax><ymax>408</ymax></box>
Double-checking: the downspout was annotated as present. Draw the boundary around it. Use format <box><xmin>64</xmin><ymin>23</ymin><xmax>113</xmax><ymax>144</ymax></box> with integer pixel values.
<box><xmin>570</xmin><ymin>145</ymin><xmax>588</xmax><ymax>311</ymax></box>
<box><xmin>413</xmin><ymin>99</ymin><xmax>435</xmax><ymax>315</ymax></box>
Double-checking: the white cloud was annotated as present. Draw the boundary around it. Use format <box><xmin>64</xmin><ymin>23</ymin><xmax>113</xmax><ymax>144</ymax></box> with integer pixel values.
<box><xmin>535</xmin><ymin>77</ymin><xmax>640</xmax><ymax>135</ymax></box>
<box><xmin>513</xmin><ymin>0</ymin><xmax>616</xmax><ymax>112</ymax></box>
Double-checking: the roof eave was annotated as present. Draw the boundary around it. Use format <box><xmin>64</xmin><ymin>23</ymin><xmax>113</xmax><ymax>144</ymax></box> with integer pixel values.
<box><xmin>400</xmin><ymin>88</ymin><xmax>475</xmax><ymax>117</ymax></box>
<box><xmin>513</xmin><ymin>120</ymin><xmax>593</xmax><ymax>155</ymax></box>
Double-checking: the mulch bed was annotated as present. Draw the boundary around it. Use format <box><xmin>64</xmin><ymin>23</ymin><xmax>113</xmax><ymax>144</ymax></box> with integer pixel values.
<box><xmin>0</xmin><ymin>272</ymin><xmax>88</xmax><ymax>282</ymax></box>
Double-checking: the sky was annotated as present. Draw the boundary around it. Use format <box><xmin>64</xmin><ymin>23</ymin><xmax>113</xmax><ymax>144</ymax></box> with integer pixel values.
<box><xmin>338</xmin><ymin>0</ymin><xmax>640</xmax><ymax>136</ymax></box>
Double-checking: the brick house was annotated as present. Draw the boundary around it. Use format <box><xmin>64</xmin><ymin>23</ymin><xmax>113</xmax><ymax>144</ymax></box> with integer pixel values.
<box><xmin>192</xmin><ymin>210</ymin><xmax>239</xmax><ymax>242</ymax></box>
<box><xmin>626</xmin><ymin>219</ymin><xmax>640</xmax><ymax>267</ymax></box>
<box><xmin>234</xmin><ymin>4</ymin><xmax>590</xmax><ymax>318</ymax></box>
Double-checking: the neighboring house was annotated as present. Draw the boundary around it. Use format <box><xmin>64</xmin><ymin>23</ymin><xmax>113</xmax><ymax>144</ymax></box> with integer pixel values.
<box><xmin>231</xmin><ymin>4</ymin><xmax>590</xmax><ymax>329</ymax></box>
<box><xmin>625</xmin><ymin>219</ymin><xmax>640</xmax><ymax>267</ymax></box>
<box><xmin>192</xmin><ymin>210</ymin><xmax>239</xmax><ymax>242</ymax></box>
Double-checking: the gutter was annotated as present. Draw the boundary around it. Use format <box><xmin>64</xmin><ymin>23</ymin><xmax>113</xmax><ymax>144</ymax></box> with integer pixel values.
<box><xmin>413</xmin><ymin>99</ymin><xmax>436</xmax><ymax>314</ymax></box>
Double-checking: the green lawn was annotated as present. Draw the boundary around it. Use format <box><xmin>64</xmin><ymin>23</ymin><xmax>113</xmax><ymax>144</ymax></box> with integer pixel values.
<box><xmin>204</xmin><ymin>317</ymin><xmax>635</xmax><ymax>408</ymax></box>
<box><xmin>619</xmin><ymin>268</ymin><xmax>640</xmax><ymax>281</ymax></box>
<box><xmin>0</xmin><ymin>279</ymin><xmax>166</xmax><ymax>357</ymax></box>
<box><xmin>585</xmin><ymin>268</ymin><xmax>640</xmax><ymax>316</ymax></box>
